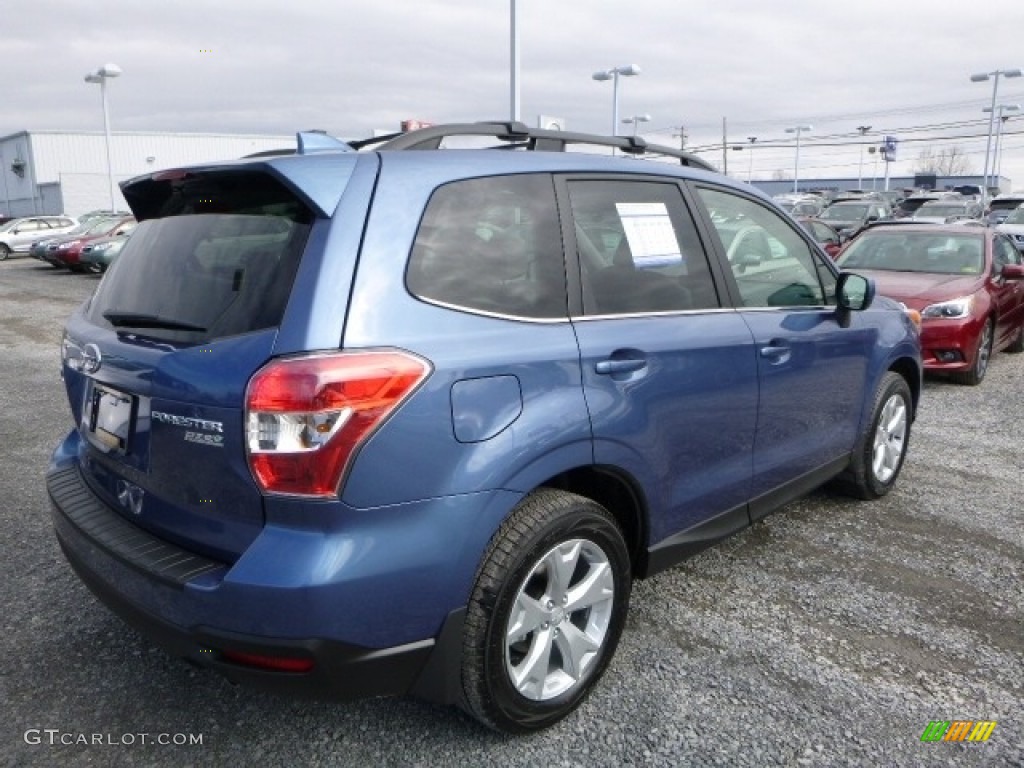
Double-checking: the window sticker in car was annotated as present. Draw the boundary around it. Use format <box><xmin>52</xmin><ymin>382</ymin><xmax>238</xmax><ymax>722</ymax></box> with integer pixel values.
<box><xmin>614</xmin><ymin>202</ymin><xmax>682</xmax><ymax>268</ymax></box>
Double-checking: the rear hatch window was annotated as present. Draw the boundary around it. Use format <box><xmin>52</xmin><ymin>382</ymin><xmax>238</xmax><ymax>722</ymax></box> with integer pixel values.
<box><xmin>88</xmin><ymin>170</ymin><xmax>314</xmax><ymax>343</ymax></box>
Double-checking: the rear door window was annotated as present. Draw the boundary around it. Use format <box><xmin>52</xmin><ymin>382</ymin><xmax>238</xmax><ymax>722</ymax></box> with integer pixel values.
<box><xmin>87</xmin><ymin>171</ymin><xmax>314</xmax><ymax>343</ymax></box>
<box><xmin>568</xmin><ymin>179</ymin><xmax>720</xmax><ymax>315</ymax></box>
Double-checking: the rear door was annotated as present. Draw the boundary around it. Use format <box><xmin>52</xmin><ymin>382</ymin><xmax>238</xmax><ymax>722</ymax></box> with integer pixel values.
<box><xmin>61</xmin><ymin>166</ymin><xmax>339</xmax><ymax>560</ymax></box>
<box><xmin>560</xmin><ymin>176</ymin><xmax>758</xmax><ymax>548</ymax></box>
<box><xmin>691</xmin><ymin>184</ymin><xmax>876</xmax><ymax>516</ymax></box>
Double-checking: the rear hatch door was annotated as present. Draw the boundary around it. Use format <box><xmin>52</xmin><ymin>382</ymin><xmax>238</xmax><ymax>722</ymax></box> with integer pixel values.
<box><xmin>61</xmin><ymin>164</ymin><xmax>350</xmax><ymax>560</ymax></box>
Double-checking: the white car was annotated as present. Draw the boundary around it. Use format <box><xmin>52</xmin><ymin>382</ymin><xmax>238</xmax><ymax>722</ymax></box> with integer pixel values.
<box><xmin>996</xmin><ymin>205</ymin><xmax>1024</xmax><ymax>252</ymax></box>
<box><xmin>0</xmin><ymin>216</ymin><xmax>78</xmax><ymax>260</ymax></box>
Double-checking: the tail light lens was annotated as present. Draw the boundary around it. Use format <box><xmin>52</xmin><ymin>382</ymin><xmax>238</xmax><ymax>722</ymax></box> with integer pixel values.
<box><xmin>245</xmin><ymin>350</ymin><xmax>430</xmax><ymax>497</ymax></box>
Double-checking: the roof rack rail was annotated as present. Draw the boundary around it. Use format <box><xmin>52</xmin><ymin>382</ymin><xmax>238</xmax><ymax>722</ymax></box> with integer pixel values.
<box><xmin>370</xmin><ymin>121</ymin><xmax>716</xmax><ymax>171</ymax></box>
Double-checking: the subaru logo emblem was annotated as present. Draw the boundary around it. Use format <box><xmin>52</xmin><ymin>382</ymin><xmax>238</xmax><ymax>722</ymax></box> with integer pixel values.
<box><xmin>81</xmin><ymin>343</ymin><xmax>102</xmax><ymax>374</ymax></box>
<box><xmin>116</xmin><ymin>479</ymin><xmax>144</xmax><ymax>515</ymax></box>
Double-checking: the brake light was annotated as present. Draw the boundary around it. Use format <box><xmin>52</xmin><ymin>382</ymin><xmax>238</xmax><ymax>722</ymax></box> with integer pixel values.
<box><xmin>245</xmin><ymin>350</ymin><xmax>430</xmax><ymax>497</ymax></box>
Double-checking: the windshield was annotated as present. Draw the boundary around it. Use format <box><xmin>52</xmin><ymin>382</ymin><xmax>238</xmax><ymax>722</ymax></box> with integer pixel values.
<box><xmin>81</xmin><ymin>218</ymin><xmax>122</xmax><ymax>236</ymax></box>
<box><xmin>914</xmin><ymin>205</ymin><xmax>963</xmax><ymax>218</ymax></box>
<box><xmin>1003</xmin><ymin>207</ymin><xmax>1024</xmax><ymax>224</ymax></box>
<box><xmin>821</xmin><ymin>204</ymin><xmax>868</xmax><ymax>221</ymax></box>
<box><xmin>898</xmin><ymin>199</ymin><xmax>932</xmax><ymax>213</ymax></box>
<box><xmin>837</xmin><ymin>233</ymin><xmax>984</xmax><ymax>275</ymax></box>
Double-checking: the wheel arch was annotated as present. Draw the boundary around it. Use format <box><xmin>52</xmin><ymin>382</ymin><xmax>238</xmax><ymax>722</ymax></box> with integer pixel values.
<box><xmin>536</xmin><ymin>465</ymin><xmax>649</xmax><ymax>580</ymax></box>
<box><xmin>888</xmin><ymin>355</ymin><xmax>922</xmax><ymax>420</ymax></box>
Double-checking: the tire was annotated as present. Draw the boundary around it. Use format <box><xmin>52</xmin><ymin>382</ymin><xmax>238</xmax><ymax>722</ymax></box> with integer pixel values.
<box><xmin>0</xmin><ymin>244</ymin><xmax>10</xmax><ymax>261</ymax></box>
<box><xmin>461</xmin><ymin>488</ymin><xmax>631</xmax><ymax>733</ymax></box>
<box><xmin>833</xmin><ymin>371</ymin><xmax>912</xmax><ymax>500</ymax></box>
<box><xmin>950</xmin><ymin>319</ymin><xmax>993</xmax><ymax>386</ymax></box>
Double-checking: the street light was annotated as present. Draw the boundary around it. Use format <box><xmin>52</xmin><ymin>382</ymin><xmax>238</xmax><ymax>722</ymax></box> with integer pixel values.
<box><xmin>970</xmin><ymin>67</ymin><xmax>1022</xmax><ymax>192</ymax></box>
<box><xmin>868</xmin><ymin>146</ymin><xmax>879</xmax><ymax>191</ymax></box>
<box><xmin>785</xmin><ymin>125</ymin><xmax>812</xmax><ymax>194</ymax></box>
<box><xmin>85</xmin><ymin>62</ymin><xmax>122</xmax><ymax>213</ymax></box>
<box><xmin>621</xmin><ymin>114</ymin><xmax>651</xmax><ymax>137</ymax></box>
<box><xmin>856</xmin><ymin>125</ymin><xmax>872</xmax><ymax>189</ymax></box>
<box><xmin>983</xmin><ymin>104</ymin><xmax>1020</xmax><ymax>190</ymax></box>
<box><xmin>509</xmin><ymin>0</ymin><xmax>520</xmax><ymax>121</ymax></box>
<box><xmin>592</xmin><ymin>64</ymin><xmax>641</xmax><ymax>138</ymax></box>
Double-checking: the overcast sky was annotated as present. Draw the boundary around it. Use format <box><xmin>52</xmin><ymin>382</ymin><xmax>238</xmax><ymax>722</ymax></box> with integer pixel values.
<box><xmin>6</xmin><ymin>0</ymin><xmax>1024</xmax><ymax>190</ymax></box>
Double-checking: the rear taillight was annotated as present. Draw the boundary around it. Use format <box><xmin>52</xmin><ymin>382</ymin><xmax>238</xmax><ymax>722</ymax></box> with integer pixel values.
<box><xmin>245</xmin><ymin>350</ymin><xmax>430</xmax><ymax>497</ymax></box>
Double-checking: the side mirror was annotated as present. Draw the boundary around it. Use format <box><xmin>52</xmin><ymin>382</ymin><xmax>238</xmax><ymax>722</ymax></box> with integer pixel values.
<box><xmin>836</xmin><ymin>272</ymin><xmax>874</xmax><ymax>312</ymax></box>
<box><xmin>732</xmin><ymin>253</ymin><xmax>761</xmax><ymax>274</ymax></box>
<box><xmin>1002</xmin><ymin>264</ymin><xmax>1024</xmax><ymax>280</ymax></box>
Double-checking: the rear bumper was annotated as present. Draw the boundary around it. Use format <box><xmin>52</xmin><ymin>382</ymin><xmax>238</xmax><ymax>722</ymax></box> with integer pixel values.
<box><xmin>55</xmin><ymin>526</ymin><xmax>437</xmax><ymax>700</ymax></box>
<box><xmin>47</xmin><ymin>460</ymin><xmax>491</xmax><ymax>704</ymax></box>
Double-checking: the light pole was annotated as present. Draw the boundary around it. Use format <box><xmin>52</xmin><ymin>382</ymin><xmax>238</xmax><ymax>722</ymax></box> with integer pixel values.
<box><xmin>970</xmin><ymin>67</ymin><xmax>1022</xmax><ymax>192</ymax></box>
<box><xmin>745</xmin><ymin>137</ymin><xmax>757</xmax><ymax>181</ymax></box>
<box><xmin>621</xmin><ymin>114</ymin><xmax>651</xmax><ymax>137</ymax></box>
<box><xmin>856</xmin><ymin>125</ymin><xmax>872</xmax><ymax>189</ymax></box>
<box><xmin>509</xmin><ymin>0</ymin><xmax>520</xmax><ymax>121</ymax></box>
<box><xmin>85</xmin><ymin>62</ymin><xmax>122</xmax><ymax>213</ymax></box>
<box><xmin>868</xmin><ymin>146</ymin><xmax>879</xmax><ymax>190</ymax></box>
<box><xmin>785</xmin><ymin>125</ymin><xmax>812</xmax><ymax>194</ymax></box>
<box><xmin>983</xmin><ymin>104</ymin><xmax>1020</xmax><ymax>190</ymax></box>
<box><xmin>592</xmin><ymin>64</ymin><xmax>641</xmax><ymax>138</ymax></box>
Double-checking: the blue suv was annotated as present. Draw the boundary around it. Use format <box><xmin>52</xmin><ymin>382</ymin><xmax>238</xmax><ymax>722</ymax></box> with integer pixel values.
<box><xmin>49</xmin><ymin>122</ymin><xmax>921</xmax><ymax>733</ymax></box>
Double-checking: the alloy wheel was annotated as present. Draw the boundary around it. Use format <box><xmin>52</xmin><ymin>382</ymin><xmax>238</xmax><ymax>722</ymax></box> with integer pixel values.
<box><xmin>871</xmin><ymin>393</ymin><xmax>908</xmax><ymax>484</ymax></box>
<box><xmin>504</xmin><ymin>538</ymin><xmax>615</xmax><ymax>701</ymax></box>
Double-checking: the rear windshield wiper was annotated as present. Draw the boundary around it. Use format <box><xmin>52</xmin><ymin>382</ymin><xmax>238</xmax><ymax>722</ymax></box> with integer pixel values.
<box><xmin>102</xmin><ymin>311</ymin><xmax>207</xmax><ymax>332</ymax></box>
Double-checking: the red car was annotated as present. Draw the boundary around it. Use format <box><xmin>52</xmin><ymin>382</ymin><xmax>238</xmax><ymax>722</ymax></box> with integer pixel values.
<box><xmin>45</xmin><ymin>216</ymin><xmax>135</xmax><ymax>272</ymax></box>
<box><xmin>837</xmin><ymin>225</ymin><xmax>1024</xmax><ymax>384</ymax></box>
<box><xmin>796</xmin><ymin>216</ymin><xmax>843</xmax><ymax>258</ymax></box>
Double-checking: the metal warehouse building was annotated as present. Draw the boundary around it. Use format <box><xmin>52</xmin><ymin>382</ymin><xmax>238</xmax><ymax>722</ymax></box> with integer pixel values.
<box><xmin>0</xmin><ymin>130</ymin><xmax>292</xmax><ymax>218</ymax></box>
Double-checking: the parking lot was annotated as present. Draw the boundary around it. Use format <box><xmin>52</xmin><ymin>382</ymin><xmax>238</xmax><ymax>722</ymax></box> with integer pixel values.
<box><xmin>2</xmin><ymin>256</ymin><xmax>1021</xmax><ymax>767</ymax></box>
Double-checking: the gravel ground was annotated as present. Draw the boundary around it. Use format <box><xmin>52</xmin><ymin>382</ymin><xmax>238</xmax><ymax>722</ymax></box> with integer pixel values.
<box><xmin>1</xmin><ymin>256</ymin><xmax>1021</xmax><ymax>767</ymax></box>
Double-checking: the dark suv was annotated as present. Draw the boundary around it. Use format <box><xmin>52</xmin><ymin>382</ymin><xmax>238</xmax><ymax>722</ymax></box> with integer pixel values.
<box><xmin>49</xmin><ymin>122</ymin><xmax>922</xmax><ymax>733</ymax></box>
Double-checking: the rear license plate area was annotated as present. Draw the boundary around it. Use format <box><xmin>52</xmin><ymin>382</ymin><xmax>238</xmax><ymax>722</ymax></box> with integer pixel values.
<box><xmin>84</xmin><ymin>382</ymin><xmax>136</xmax><ymax>454</ymax></box>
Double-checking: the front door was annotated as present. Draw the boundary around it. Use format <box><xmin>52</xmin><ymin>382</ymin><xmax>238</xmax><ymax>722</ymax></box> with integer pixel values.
<box><xmin>692</xmin><ymin>185</ymin><xmax>875</xmax><ymax>515</ymax></box>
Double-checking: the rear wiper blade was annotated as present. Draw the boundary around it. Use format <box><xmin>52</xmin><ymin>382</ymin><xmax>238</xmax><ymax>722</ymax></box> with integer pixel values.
<box><xmin>102</xmin><ymin>311</ymin><xmax>207</xmax><ymax>332</ymax></box>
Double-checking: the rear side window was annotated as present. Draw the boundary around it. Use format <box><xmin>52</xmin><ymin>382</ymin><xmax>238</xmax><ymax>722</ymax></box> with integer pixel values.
<box><xmin>88</xmin><ymin>171</ymin><xmax>313</xmax><ymax>343</ymax></box>
<box><xmin>406</xmin><ymin>174</ymin><xmax>567</xmax><ymax>319</ymax></box>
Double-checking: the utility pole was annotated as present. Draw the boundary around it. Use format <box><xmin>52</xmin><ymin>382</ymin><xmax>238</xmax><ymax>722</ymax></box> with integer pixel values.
<box><xmin>672</xmin><ymin>125</ymin><xmax>687</xmax><ymax>150</ymax></box>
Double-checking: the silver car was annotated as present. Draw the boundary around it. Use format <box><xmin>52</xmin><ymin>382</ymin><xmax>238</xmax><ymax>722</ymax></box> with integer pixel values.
<box><xmin>0</xmin><ymin>216</ymin><xmax>78</xmax><ymax>259</ymax></box>
<box><xmin>996</xmin><ymin>205</ymin><xmax>1024</xmax><ymax>252</ymax></box>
